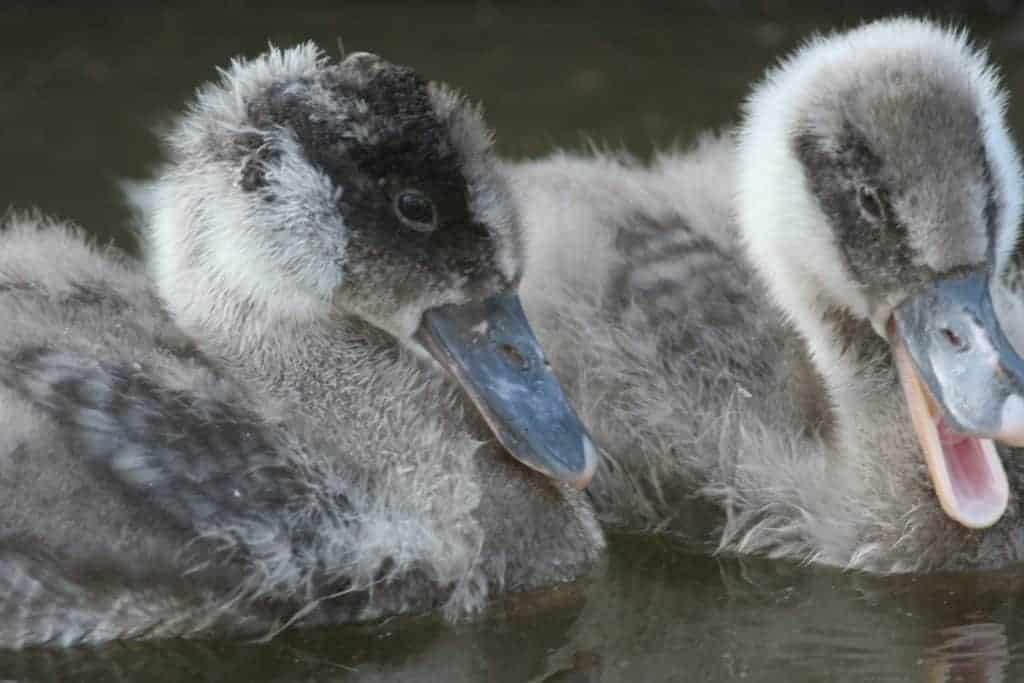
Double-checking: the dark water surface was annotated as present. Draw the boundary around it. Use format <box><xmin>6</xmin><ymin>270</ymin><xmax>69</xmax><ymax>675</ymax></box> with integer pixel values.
<box><xmin>3</xmin><ymin>535</ymin><xmax>1024</xmax><ymax>681</ymax></box>
<box><xmin>5</xmin><ymin>2</ymin><xmax>1024</xmax><ymax>681</ymax></box>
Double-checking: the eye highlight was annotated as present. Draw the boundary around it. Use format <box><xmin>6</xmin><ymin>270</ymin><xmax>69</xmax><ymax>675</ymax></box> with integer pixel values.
<box><xmin>394</xmin><ymin>190</ymin><xmax>437</xmax><ymax>233</ymax></box>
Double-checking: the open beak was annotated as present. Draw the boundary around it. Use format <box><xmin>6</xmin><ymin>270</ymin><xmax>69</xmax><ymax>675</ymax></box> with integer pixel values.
<box><xmin>890</xmin><ymin>269</ymin><xmax>1024</xmax><ymax>528</ymax></box>
<box><xmin>415</xmin><ymin>291</ymin><xmax>598</xmax><ymax>489</ymax></box>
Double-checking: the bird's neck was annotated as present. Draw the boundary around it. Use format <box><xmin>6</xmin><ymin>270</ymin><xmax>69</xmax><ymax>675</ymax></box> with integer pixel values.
<box><xmin>796</xmin><ymin>295</ymin><xmax>910</xmax><ymax>455</ymax></box>
<box><xmin>158</xmin><ymin>263</ymin><xmax>405</xmax><ymax>408</ymax></box>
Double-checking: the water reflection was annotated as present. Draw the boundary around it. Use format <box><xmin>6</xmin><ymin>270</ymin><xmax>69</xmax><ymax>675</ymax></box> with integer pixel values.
<box><xmin>0</xmin><ymin>536</ymin><xmax>1023</xmax><ymax>681</ymax></box>
<box><xmin>925</xmin><ymin>623</ymin><xmax>1009</xmax><ymax>683</ymax></box>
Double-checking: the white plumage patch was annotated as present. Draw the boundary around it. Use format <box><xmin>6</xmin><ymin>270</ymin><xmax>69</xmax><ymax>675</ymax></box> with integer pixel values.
<box><xmin>145</xmin><ymin>44</ymin><xmax>348</xmax><ymax>337</ymax></box>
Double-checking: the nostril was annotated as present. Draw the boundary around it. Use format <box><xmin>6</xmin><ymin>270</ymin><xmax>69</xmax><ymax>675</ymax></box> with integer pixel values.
<box><xmin>498</xmin><ymin>343</ymin><xmax>529</xmax><ymax>370</ymax></box>
<box><xmin>940</xmin><ymin>327</ymin><xmax>967</xmax><ymax>351</ymax></box>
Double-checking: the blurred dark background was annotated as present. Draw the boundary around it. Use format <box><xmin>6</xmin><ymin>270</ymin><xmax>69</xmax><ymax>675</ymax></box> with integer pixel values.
<box><xmin>4</xmin><ymin>0</ymin><xmax>1024</xmax><ymax>251</ymax></box>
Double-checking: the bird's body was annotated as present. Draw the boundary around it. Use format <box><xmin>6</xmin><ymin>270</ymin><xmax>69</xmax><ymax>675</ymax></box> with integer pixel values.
<box><xmin>0</xmin><ymin>46</ymin><xmax>602</xmax><ymax>649</ymax></box>
<box><xmin>511</xmin><ymin>141</ymin><xmax>834</xmax><ymax>556</ymax></box>
<box><xmin>512</xmin><ymin>18</ymin><xmax>1024</xmax><ymax>573</ymax></box>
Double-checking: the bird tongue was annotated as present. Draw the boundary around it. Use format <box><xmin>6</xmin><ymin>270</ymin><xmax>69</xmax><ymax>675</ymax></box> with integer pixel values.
<box><xmin>893</xmin><ymin>339</ymin><xmax>1009</xmax><ymax>529</ymax></box>
<box><xmin>938</xmin><ymin>422</ymin><xmax>999</xmax><ymax>505</ymax></box>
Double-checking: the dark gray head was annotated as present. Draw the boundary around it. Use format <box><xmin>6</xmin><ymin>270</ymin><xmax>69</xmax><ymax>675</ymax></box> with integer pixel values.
<box><xmin>737</xmin><ymin>18</ymin><xmax>1024</xmax><ymax>528</ymax></box>
<box><xmin>150</xmin><ymin>45</ymin><xmax>521</xmax><ymax>338</ymax></box>
<box><xmin>145</xmin><ymin>43</ymin><xmax>596</xmax><ymax>487</ymax></box>
<box><xmin>793</xmin><ymin>44</ymin><xmax>1003</xmax><ymax>301</ymax></box>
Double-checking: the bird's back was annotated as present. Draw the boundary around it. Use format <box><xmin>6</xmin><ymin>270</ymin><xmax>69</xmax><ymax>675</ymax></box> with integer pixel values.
<box><xmin>508</xmin><ymin>136</ymin><xmax>829</xmax><ymax>538</ymax></box>
<box><xmin>0</xmin><ymin>213</ymin><xmax>606</xmax><ymax>646</ymax></box>
<box><xmin>0</xmin><ymin>214</ymin><xmax>242</xmax><ymax>645</ymax></box>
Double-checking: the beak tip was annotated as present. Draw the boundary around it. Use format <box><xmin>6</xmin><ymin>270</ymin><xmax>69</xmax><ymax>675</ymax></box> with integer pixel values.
<box><xmin>571</xmin><ymin>434</ymin><xmax>599</xmax><ymax>490</ymax></box>
<box><xmin>999</xmin><ymin>394</ymin><xmax>1024</xmax><ymax>447</ymax></box>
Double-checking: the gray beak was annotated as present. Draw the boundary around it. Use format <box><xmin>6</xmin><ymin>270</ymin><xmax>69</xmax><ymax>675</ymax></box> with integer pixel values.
<box><xmin>892</xmin><ymin>269</ymin><xmax>1024</xmax><ymax>445</ymax></box>
<box><xmin>415</xmin><ymin>291</ymin><xmax>598</xmax><ymax>488</ymax></box>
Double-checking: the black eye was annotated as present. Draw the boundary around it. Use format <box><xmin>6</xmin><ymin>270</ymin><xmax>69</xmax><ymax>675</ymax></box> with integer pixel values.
<box><xmin>394</xmin><ymin>190</ymin><xmax>437</xmax><ymax>233</ymax></box>
<box><xmin>857</xmin><ymin>185</ymin><xmax>885</xmax><ymax>223</ymax></box>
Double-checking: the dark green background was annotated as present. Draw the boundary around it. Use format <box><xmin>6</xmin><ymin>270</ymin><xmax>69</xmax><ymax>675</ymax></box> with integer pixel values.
<box><xmin>4</xmin><ymin>1</ymin><xmax>1023</xmax><ymax>251</ymax></box>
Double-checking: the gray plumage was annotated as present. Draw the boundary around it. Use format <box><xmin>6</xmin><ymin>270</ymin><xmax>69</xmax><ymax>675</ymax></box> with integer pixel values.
<box><xmin>512</xmin><ymin>18</ymin><xmax>1024</xmax><ymax>572</ymax></box>
<box><xmin>0</xmin><ymin>45</ymin><xmax>602</xmax><ymax>648</ymax></box>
